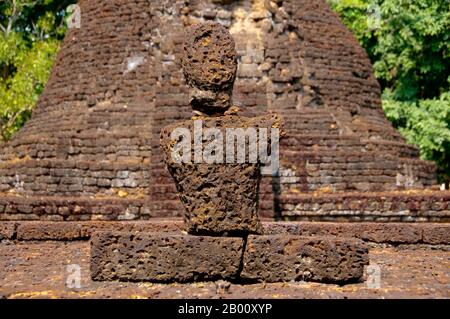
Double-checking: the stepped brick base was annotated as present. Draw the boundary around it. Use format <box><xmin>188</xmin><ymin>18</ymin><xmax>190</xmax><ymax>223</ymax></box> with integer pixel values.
<box><xmin>1</xmin><ymin>190</ymin><xmax>448</xmax><ymax>222</ymax></box>
<box><xmin>90</xmin><ymin>231</ymin><xmax>368</xmax><ymax>284</ymax></box>
<box><xmin>279</xmin><ymin>190</ymin><xmax>450</xmax><ymax>222</ymax></box>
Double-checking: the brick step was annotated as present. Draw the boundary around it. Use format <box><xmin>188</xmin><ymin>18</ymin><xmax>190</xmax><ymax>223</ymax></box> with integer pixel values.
<box><xmin>21</xmin><ymin>124</ymin><xmax>154</xmax><ymax>136</ymax></box>
<box><xmin>281</xmin><ymin>134</ymin><xmax>420</xmax><ymax>158</ymax></box>
<box><xmin>397</xmin><ymin>158</ymin><xmax>436</xmax><ymax>186</ymax></box>
<box><xmin>362</xmin><ymin>139</ymin><xmax>420</xmax><ymax>157</ymax></box>
<box><xmin>278</xmin><ymin>108</ymin><xmax>336</xmax><ymax>116</ymax></box>
<box><xmin>283</xmin><ymin>128</ymin><xmax>339</xmax><ymax>135</ymax></box>
<box><xmin>0</xmin><ymin>158</ymin><xmax>150</xmax><ymax>195</ymax></box>
<box><xmin>1</xmin><ymin>220</ymin><xmax>447</xmax><ymax>244</ymax></box>
<box><xmin>351</xmin><ymin>120</ymin><xmax>403</xmax><ymax>140</ymax></box>
<box><xmin>281</xmin><ymin>151</ymin><xmax>434</xmax><ymax>175</ymax></box>
<box><xmin>2</xmin><ymin>148</ymin><xmax>151</xmax><ymax>163</ymax></box>
<box><xmin>22</xmin><ymin>108</ymin><xmax>153</xmax><ymax>125</ymax></box>
<box><xmin>282</xmin><ymin>116</ymin><xmax>336</xmax><ymax>124</ymax></box>
<box><xmin>1</xmin><ymin>188</ymin><xmax>447</xmax><ymax>222</ymax></box>
<box><xmin>152</xmin><ymin>111</ymin><xmax>192</xmax><ymax>121</ymax></box>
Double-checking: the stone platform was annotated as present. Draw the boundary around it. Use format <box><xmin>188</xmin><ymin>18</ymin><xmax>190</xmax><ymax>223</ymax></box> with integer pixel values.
<box><xmin>0</xmin><ymin>220</ymin><xmax>449</xmax><ymax>298</ymax></box>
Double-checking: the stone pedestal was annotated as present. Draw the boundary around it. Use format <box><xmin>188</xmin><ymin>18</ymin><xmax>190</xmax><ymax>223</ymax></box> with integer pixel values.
<box><xmin>89</xmin><ymin>22</ymin><xmax>370</xmax><ymax>286</ymax></box>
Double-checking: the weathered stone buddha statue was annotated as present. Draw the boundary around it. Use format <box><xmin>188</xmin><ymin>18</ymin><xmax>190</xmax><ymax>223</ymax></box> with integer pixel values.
<box><xmin>161</xmin><ymin>22</ymin><xmax>281</xmax><ymax>236</ymax></box>
<box><xmin>91</xmin><ymin>23</ymin><xmax>368</xmax><ymax>285</ymax></box>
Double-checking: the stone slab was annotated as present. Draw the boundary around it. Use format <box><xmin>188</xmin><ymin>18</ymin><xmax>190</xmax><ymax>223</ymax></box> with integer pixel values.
<box><xmin>78</xmin><ymin>220</ymin><xmax>184</xmax><ymax>238</ymax></box>
<box><xmin>2</xmin><ymin>240</ymin><xmax>449</xmax><ymax>298</ymax></box>
<box><xmin>358</xmin><ymin>224</ymin><xmax>422</xmax><ymax>244</ymax></box>
<box><xmin>2</xmin><ymin>221</ymin><xmax>449</xmax><ymax>244</ymax></box>
<box><xmin>262</xmin><ymin>222</ymin><xmax>434</xmax><ymax>244</ymax></box>
<box><xmin>241</xmin><ymin>235</ymin><xmax>369</xmax><ymax>284</ymax></box>
<box><xmin>91</xmin><ymin>232</ymin><xmax>244</xmax><ymax>282</ymax></box>
<box><xmin>422</xmin><ymin>224</ymin><xmax>450</xmax><ymax>244</ymax></box>
<box><xmin>10</xmin><ymin>220</ymin><xmax>183</xmax><ymax>240</ymax></box>
<box><xmin>0</xmin><ymin>222</ymin><xmax>16</xmax><ymax>240</ymax></box>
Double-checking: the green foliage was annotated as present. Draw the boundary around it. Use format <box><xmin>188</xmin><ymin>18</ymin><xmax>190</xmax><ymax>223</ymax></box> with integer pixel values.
<box><xmin>327</xmin><ymin>0</ymin><xmax>377</xmax><ymax>50</ymax></box>
<box><xmin>0</xmin><ymin>0</ymin><xmax>75</xmax><ymax>141</ymax></box>
<box><xmin>0</xmin><ymin>0</ymin><xmax>448</xmax><ymax>184</ymax></box>
<box><xmin>372</xmin><ymin>0</ymin><xmax>450</xmax><ymax>100</ymax></box>
<box><xmin>329</xmin><ymin>0</ymin><xmax>450</xmax><ymax>183</ymax></box>
<box><xmin>383</xmin><ymin>91</ymin><xmax>450</xmax><ymax>182</ymax></box>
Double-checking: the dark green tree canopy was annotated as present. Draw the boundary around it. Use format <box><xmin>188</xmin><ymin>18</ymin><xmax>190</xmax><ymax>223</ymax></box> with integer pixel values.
<box><xmin>329</xmin><ymin>0</ymin><xmax>450</xmax><ymax>184</ymax></box>
<box><xmin>0</xmin><ymin>0</ymin><xmax>75</xmax><ymax>140</ymax></box>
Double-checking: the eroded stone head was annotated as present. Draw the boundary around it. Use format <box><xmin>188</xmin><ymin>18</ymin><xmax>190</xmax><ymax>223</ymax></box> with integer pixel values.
<box><xmin>182</xmin><ymin>22</ymin><xmax>237</xmax><ymax>115</ymax></box>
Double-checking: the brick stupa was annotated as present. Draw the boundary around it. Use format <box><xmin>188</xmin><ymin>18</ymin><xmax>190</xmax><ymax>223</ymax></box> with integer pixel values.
<box><xmin>0</xmin><ymin>0</ymin><xmax>448</xmax><ymax>223</ymax></box>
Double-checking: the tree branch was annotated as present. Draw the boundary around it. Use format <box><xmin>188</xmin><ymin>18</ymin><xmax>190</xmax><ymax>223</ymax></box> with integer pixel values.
<box><xmin>0</xmin><ymin>100</ymin><xmax>34</xmax><ymax>141</ymax></box>
<box><xmin>6</xmin><ymin>0</ymin><xmax>18</xmax><ymax>36</ymax></box>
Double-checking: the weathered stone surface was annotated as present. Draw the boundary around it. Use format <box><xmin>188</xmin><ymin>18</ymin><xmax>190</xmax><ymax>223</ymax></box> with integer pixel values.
<box><xmin>182</xmin><ymin>22</ymin><xmax>237</xmax><ymax>114</ymax></box>
<box><xmin>0</xmin><ymin>222</ymin><xmax>16</xmax><ymax>240</ymax></box>
<box><xmin>91</xmin><ymin>232</ymin><xmax>244</xmax><ymax>282</ymax></box>
<box><xmin>241</xmin><ymin>235</ymin><xmax>369</xmax><ymax>284</ymax></box>
<box><xmin>4</xmin><ymin>221</ymin><xmax>450</xmax><ymax>244</ymax></box>
<box><xmin>16</xmin><ymin>222</ymin><xmax>81</xmax><ymax>240</ymax></box>
<box><xmin>358</xmin><ymin>224</ymin><xmax>422</xmax><ymax>244</ymax></box>
<box><xmin>6</xmin><ymin>220</ymin><xmax>184</xmax><ymax>240</ymax></box>
<box><xmin>78</xmin><ymin>220</ymin><xmax>184</xmax><ymax>238</ymax></box>
<box><xmin>263</xmin><ymin>222</ymin><xmax>425</xmax><ymax>244</ymax></box>
<box><xmin>161</xmin><ymin>113</ymin><xmax>281</xmax><ymax>235</ymax></box>
<box><xmin>161</xmin><ymin>22</ymin><xmax>284</xmax><ymax>234</ymax></box>
<box><xmin>422</xmin><ymin>224</ymin><xmax>450</xmax><ymax>244</ymax></box>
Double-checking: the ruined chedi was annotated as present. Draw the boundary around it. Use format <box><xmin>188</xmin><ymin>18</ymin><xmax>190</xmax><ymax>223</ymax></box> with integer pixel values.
<box><xmin>0</xmin><ymin>0</ymin><xmax>446</xmax><ymax>223</ymax></box>
<box><xmin>90</xmin><ymin>23</ymin><xmax>369</xmax><ymax>284</ymax></box>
